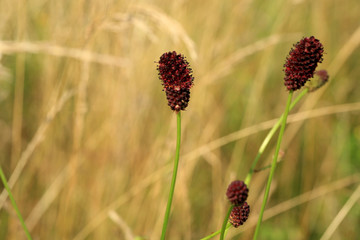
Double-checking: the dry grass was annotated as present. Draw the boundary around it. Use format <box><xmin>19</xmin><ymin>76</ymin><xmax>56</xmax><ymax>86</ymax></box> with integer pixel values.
<box><xmin>0</xmin><ymin>0</ymin><xmax>360</xmax><ymax>239</ymax></box>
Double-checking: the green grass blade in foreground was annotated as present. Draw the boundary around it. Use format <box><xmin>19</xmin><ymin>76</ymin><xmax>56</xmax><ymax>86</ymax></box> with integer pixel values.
<box><xmin>244</xmin><ymin>88</ymin><xmax>307</xmax><ymax>185</ymax></box>
<box><xmin>220</xmin><ymin>205</ymin><xmax>234</xmax><ymax>240</ymax></box>
<box><xmin>161</xmin><ymin>112</ymin><xmax>182</xmax><ymax>240</ymax></box>
<box><xmin>253</xmin><ymin>91</ymin><xmax>293</xmax><ymax>240</ymax></box>
<box><xmin>0</xmin><ymin>166</ymin><xmax>32</xmax><ymax>240</ymax></box>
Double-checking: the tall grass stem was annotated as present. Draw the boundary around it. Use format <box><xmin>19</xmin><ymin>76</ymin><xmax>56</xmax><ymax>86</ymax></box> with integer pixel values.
<box><xmin>220</xmin><ymin>205</ymin><xmax>234</xmax><ymax>240</ymax></box>
<box><xmin>201</xmin><ymin>89</ymin><xmax>306</xmax><ymax>240</ymax></box>
<box><xmin>161</xmin><ymin>111</ymin><xmax>182</xmax><ymax>240</ymax></box>
<box><xmin>0</xmin><ymin>166</ymin><xmax>32</xmax><ymax>240</ymax></box>
<box><xmin>245</xmin><ymin>89</ymin><xmax>307</xmax><ymax>185</ymax></box>
<box><xmin>253</xmin><ymin>91</ymin><xmax>293</xmax><ymax>239</ymax></box>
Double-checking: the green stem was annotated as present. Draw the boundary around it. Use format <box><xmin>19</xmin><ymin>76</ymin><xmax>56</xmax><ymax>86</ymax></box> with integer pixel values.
<box><xmin>161</xmin><ymin>111</ymin><xmax>181</xmax><ymax>240</ymax></box>
<box><xmin>201</xmin><ymin>89</ymin><xmax>308</xmax><ymax>240</ymax></box>
<box><xmin>200</xmin><ymin>223</ymin><xmax>231</xmax><ymax>240</ymax></box>
<box><xmin>253</xmin><ymin>160</ymin><xmax>282</xmax><ymax>172</ymax></box>
<box><xmin>0</xmin><ymin>166</ymin><xmax>32</xmax><ymax>240</ymax></box>
<box><xmin>245</xmin><ymin>89</ymin><xmax>307</xmax><ymax>185</ymax></box>
<box><xmin>220</xmin><ymin>205</ymin><xmax>234</xmax><ymax>240</ymax></box>
<box><xmin>253</xmin><ymin>91</ymin><xmax>293</xmax><ymax>240</ymax></box>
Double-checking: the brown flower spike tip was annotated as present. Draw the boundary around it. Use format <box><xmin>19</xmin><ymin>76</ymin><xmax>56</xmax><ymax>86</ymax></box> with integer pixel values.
<box><xmin>284</xmin><ymin>36</ymin><xmax>324</xmax><ymax>91</ymax></box>
<box><xmin>157</xmin><ymin>51</ymin><xmax>194</xmax><ymax>112</ymax></box>
<box><xmin>229</xmin><ymin>202</ymin><xmax>250</xmax><ymax>228</ymax></box>
<box><xmin>226</xmin><ymin>180</ymin><xmax>249</xmax><ymax>206</ymax></box>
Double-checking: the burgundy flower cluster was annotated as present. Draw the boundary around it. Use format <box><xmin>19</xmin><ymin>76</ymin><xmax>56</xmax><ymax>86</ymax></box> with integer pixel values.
<box><xmin>284</xmin><ymin>36</ymin><xmax>324</xmax><ymax>91</ymax></box>
<box><xmin>229</xmin><ymin>202</ymin><xmax>250</xmax><ymax>227</ymax></box>
<box><xmin>157</xmin><ymin>51</ymin><xmax>194</xmax><ymax>112</ymax></box>
<box><xmin>226</xmin><ymin>180</ymin><xmax>249</xmax><ymax>205</ymax></box>
<box><xmin>226</xmin><ymin>180</ymin><xmax>250</xmax><ymax>227</ymax></box>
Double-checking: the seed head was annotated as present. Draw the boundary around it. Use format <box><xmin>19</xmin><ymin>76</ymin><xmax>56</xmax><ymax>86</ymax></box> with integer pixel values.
<box><xmin>229</xmin><ymin>202</ymin><xmax>250</xmax><ymax>228</ymax></box>
<box><xmin>284</xmin><ymin>36</ymin><xmax>324</xmax><ymax>91</ymax></box>
<box><xmin>157</xmin><ymin>51</ymin><xmax>194</xmax><ymax>90</ymax></box>
<box><xmin>226</xmin><ymin>180</ymin><xmax>249</xmax><ymax>206</ymax></box>
<box><xmin>165</xmin><ymin>87</ymin><xmax>190</xmax><ymax>112</ymax></box>
<box><xmin>157</xmin><ymin>51</ymin><xmax>194</xmax><ymax>112</ymax></box>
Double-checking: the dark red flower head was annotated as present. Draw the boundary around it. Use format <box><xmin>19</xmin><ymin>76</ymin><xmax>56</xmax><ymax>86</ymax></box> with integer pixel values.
<box><xmin>226</xmin><ymin>180</ymin><xmax>249</xmax><ymax>206</ymax></box>
<box><xmin>157</xmin><ymin>51</ymin><xmax>194</xmax><ymax>90</ymax></box>
<box><xmin>157</xmin><ymin>51</ymin><xmax>194</xmax><ymax>112</ymax></box>
<box><xmin>229</xmin><ymin>202</ymin><xmax>250</xmax><ymax>228</ymax></box>
<box><xmin>284</xmin><ymin>36</ymin><xmax>324</xmax><ymax>91</ymax></box>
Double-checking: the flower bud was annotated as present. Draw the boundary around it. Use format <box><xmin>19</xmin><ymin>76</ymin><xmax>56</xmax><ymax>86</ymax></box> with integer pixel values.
<box><xmin>307</xmin><ymin>70</ymin><xmax>329</xmax><ymax>92</ymax></box>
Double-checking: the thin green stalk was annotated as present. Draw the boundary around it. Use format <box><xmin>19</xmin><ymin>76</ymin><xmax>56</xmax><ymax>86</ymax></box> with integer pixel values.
<box><xmin>245</xmin><ymin>88</ymin><xmax>307</xmax><ymax>185</ymax></box>
<box><xmin>220</xmin><ymin>205</ymin><xmax>234</xmax><ymax>240</ymax></box>
<box><xmin>0</xmin><ymin>166</ymin><xmax>32</xmax><ymax>240</ymax></box>
<box><xmin>161</xmin><ymin>111</ymin><xmax>181</xmax><ymax>240</ymax></box>
<box><xmin>201</xmin><ymin>89</ymin><xmax>307</xmax><ymax>240</ymax></box>
<box><xmin>200</xmin><ymin>223</ymin><xmax>231</xmax><ymax>240</ymax></box>
<box><xmin>253</xmin><ymin>160</ymin><xmax>281</xmax><ymax>172</ymax></box>
<box><xmin>253</xmin><ymin>91</ymin><xmax>293</xmax><ymax>240</ymax></box>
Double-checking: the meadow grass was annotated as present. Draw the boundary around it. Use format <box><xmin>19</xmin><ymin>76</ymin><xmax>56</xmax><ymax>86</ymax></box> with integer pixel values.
<box><xmin>0</xmin><ymin>0</ymin><xmax>360</xmax><ymax>239</ymax></box>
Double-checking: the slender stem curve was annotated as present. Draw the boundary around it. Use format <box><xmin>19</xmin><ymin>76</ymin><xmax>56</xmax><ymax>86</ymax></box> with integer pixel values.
<box><xmin>0</xmin><ymin>166</ymin><xmax>32</xmax><ymax>240</ymax></box>
<box><xmin>201</xmin><ymin>88</ymin><xmax>309</xmax><ymax>240</ymax></box>
<box><xmin>245</xmin><ymin>89</ymin><xmax>307</xmax><ymax>185</ymax></box>
<box><xmin>161</xmin><ymin>111</ymin><xmax>182</xmax><ymax>240</ymax></box>
<box><xmin>253</xmin><ymin>91</ymin><xmax>293</xmax><ymax>239</ymax></box>
<box><xmin>220</xmin><ymin>205</ymin><xmax>234</xmax><ymax>240</ymax></box>
<box><xmin>200</xmin><ymin>223</ymin><xmax>231</xmax><ymax>240</ymax></box>
<box><xmin>201</xmin><ymin>89</ymin><xmax>308</xmax><ymax>240</ymax></box>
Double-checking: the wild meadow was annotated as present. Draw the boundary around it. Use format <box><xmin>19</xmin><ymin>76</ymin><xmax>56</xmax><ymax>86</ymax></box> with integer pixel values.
<box><xmin>0</xmin><ymin>0</ymin><xmax>360</xmax><ymax>239</ymax></box>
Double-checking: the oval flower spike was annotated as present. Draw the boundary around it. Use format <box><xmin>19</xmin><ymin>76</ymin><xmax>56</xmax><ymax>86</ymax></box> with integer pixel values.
<box><xmin>157</xmin><ymin>51</ymin><xmax>194</xmax><ymax>112</ymax></box>
<box><xmin>284</xmin><ymin>36</ymin><xmax>324</xmax><ymax>91</ymax></box>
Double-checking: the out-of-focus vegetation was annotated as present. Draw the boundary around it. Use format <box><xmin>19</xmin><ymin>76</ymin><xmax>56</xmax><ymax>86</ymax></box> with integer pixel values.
<box><xmin>0</xmin><ymin>0</ymin><xmax>359</xmax><ymax>239</ymax></box>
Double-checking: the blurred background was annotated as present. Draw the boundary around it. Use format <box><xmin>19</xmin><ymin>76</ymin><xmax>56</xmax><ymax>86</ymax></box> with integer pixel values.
<box><xmin>0</xmin><ymin>0</ymin><xmax>359</xmax><ymax>239</ymax></box>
